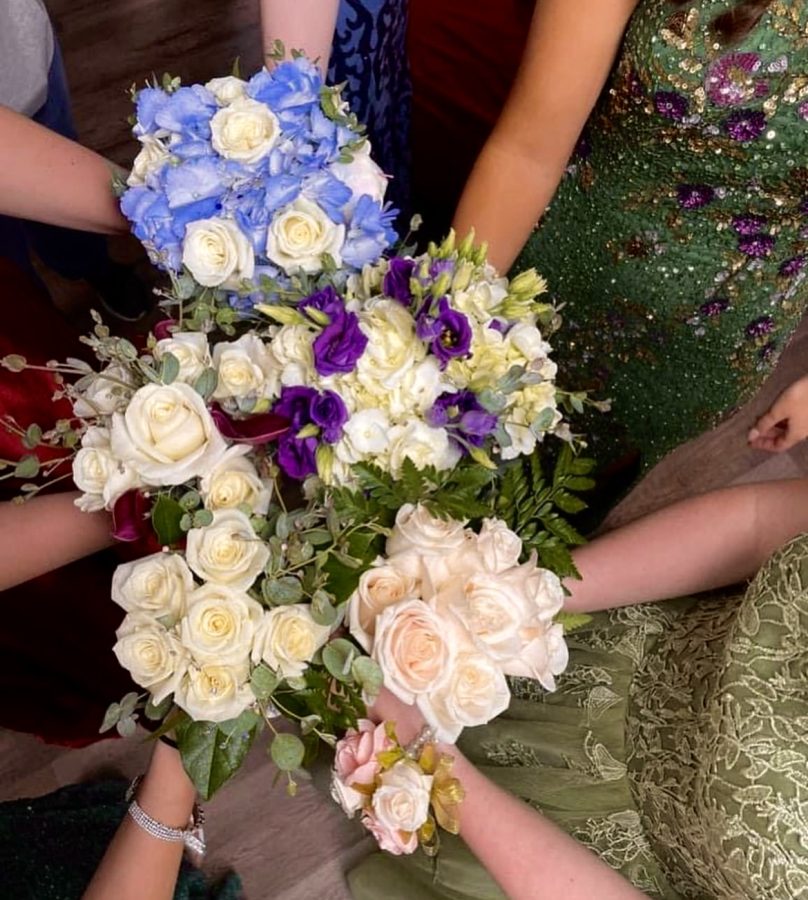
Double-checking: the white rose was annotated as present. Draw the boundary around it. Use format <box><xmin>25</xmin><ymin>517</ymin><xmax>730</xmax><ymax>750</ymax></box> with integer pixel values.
<box><xmin>252</xmin><ymin>604</ymin><xmax>331</xmax><ymax>679</ymax></box>
<box><xmin>73</xmin><ymin>426</ymin><xmax>143</xmax><ymax>512</ymax></box>
<box><xmin>501</xmin><ymin>411</ymin><xmax>538</xmax><ymax>462</ymax></box>
<box><xmin>210</xmin><ymin>96</ymin><xmax>280</xmax><ymax>164</ymax></box>
<box><xmin>199</xmin><ymin>445</ymin><xmax>271</xmax><ymax>514</ymax></box>
<box><xmin>328</xmin><ymin>143</ymin><xmax>388</xmax><ymax>213</ymax></box>
<box><xmin>387</xmin><ymin>421</ymin><xmax>460</xmax><ymax>477</ymax></box>
<box><xmin>212</xmin><ymin>334</ymin><xmax>280</xmax><ymax>401</ymax></box>
<box><xmin>372</xmin><ymin>598</ymin><xmax>453</xmax><ymax>704</ymax></box>
<box><xmin>372</xmin><ymin>759</ymin><xmax>433</xmax><ymax>835</ymax></box>
<box><xmin>185</xmin><ymin>508</ymin><xmax>270</xmax><ymax>590</ymax></box>
<box><xmin>205</xmin><ymin>75</ymin><xmax>247</xmax><ymax>106</ymax></box>
<box><xmin>127</xmin><ymin>134</ymin><xmax>171</xmax><ymax>187</ymax></box>
<box><xmin>331</xmin><ymin>775</ymin><xmax>366</xmax><ymax>817</ymax></box>
<box><xmin>113</xmin><ymin>612</ymin><xmax>188</xmax><ymax>704</ymax></box>
<box><xmin>335</xmin><ymin>408</ymin><xmax>391</xmax><ymax>465</ymax></box>
<box><xmin>182</xmin><ymin>217</ymin><xmax>255</xmax><ymax>288</ymax></box>
<box><xmin>507</xmin><ymin>322</ymin><xmax>551</xmax><ymax>363</ymax></box>
<box><xmin>266</xmin><ymin>196</ymin><xmax>345</xmax><ymax>275</ymax></box>
<box><xmin>418</xmin><ymin>649</ymin><xmax>511</xmax><ymax>744</ymax></box>
<box><xmin>175</xmin><ymin>660</ymin><xmax>253</xmax><ymax>723</ymax></box>
<box><xmin>269</xmin><ymin>324</ymin><xmax>316</xmax><ymax>386</ymax></box>
<box><xmin>111</xmin><ymin>552</ymin><xmax>195</xmax><ymax>622</ymax></box>
<box><xmin>180</xmin><ymin>582</ymin><xmax>263</xmax><ymax>665</ymax></box>
<box><xmin>503</xmin><ymin>621</ymin><xmax>569</xmax><ymax>692</ymax></box>
<box><xmin>154</xmin><ymin>332</ymin><xmax>211</xmax><ymax>385</ymax></box>
<box><xmin>448</xmin><ymin>518</ymin><xmax>523</xmax><ymax>577</ymax></box>
<box><xmin>347</xmin><ymin>564</ymin><xmax>419</xmax><ymax>652</ymax></box>
<box><xmin>452</xmin><ymin>278</ymin><xmax>508</xmax><ymax>324</ymax></box>
<box><xmin>387</xmin><ymin>504</ymin><xmax>467</xmax><ymax>559</ymax></box>
<box><xmin>72</xmin><ymin>364</ymin><xmax>135</xmax><ymax>418</ymax></box>
<box><xmin>355</xmin><ymin>299</ymin><xmax>423</xmax><ymax>392</ymax></box>
<box><xmin>110</xmin><ymin>382</ymin><xmax>227</xmax><ymax>485</ymax></box>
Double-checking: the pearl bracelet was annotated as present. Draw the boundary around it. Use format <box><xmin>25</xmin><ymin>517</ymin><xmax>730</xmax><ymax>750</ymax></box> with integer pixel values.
<box><xmin>126</xmin><ymin>776</ymin><xmax>206</xmax><ymax>857</ymax></box>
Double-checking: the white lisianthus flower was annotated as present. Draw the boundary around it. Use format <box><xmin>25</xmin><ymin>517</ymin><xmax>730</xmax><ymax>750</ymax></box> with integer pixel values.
<box><xmin>73</xmin><ymin>426</ymin><xmax>144</xmax><ymax>512</ymax></box>
<box><xmin>270</xmin><ymin>324</ymin><xmax>316</xmax><ymax>386</ymax></box>
<box><xmin>182</xmin><ymin>217</ymin><xmax>255</xmax><ymax>288</ymax></box>
<box><xmin>335</xmin><ymin>408</ymin><xmax>391</xmax><ymax>465</ymax></box>
<box><xmin>507</xmin><ymin>322</ymin><xmax>552</xmax><ymax>363</ymax></box>
<box><xmin>185</xmin><ymin>508</ymin><xmax>270</xmax><ymax>590</ymax></box>
<box><xmin>387</xmin><ymin>420</ymin><xmax>460</xmax><ymax>476</ymax></box>
<box><xmin>266</xmin><ymin>196</ymin><xmax>345</xmax><ymax>275</ymax></box>
<box><xmin>451</xmin><ymin>278</ymin><xmax>508</xmax><ymax>324</ymax></box>
<box><xmin>111</xmin><ymin>552</ymin><xmax>195</xmax><ymax>622</ymax></box>
<box><xmin>113</xmin><ymin>612</ymin><xmax>188</xmax><ymax>704</ymax></box>
<box><xmin>501</xmin><ymin>410</ymin><xmax>538</xmax><ymax>462</ymax></box>
<box><xmin>110</xmin><ymin>382</ymin><xmax>227</xmax><ymax>486</ymax></box>
<box><xmin>355</xmin><ymin>299</ymin><xmax>423</xmax><ymax>393</ymax></box>
<box><xmin>154</xmin><ymin>332</ymin><xmax>211</xmax><ymax>385</ymax></box>
<box><xmin>418</xmin><ymin>649</ymin><xmax>511</xmax><ymax>744</ymax></box>
<box><xmin>127</xmin><ymin>134</ymin><xmax>171</xmax><ymax>187</ymax></box>
<box><xmin>371</xmin><ymin>598</ymin><xmax>454</xmax><ymax>704</ymax></box>
<box><xmin>174</xmin><ymin>660</ymin><xmax>253</xmax><ymax>723</ymax></box>
<box><xmin>199</xmin><ymin>445</ymin><xmax>271</xmax><ymax>514</ymax></box>
<box><xmin>372</xmin><ymin>759</ymin><xmax>433</xmax><ymax>835</ymax></box>
<box><xmin>347</xmin><ymin>564</ymin><xmax>419</xmax><ymax>652</ymax></box>
<box><xmin>72</xmin><ymin>364</ymin><xmax>135</xmax><ymax>418</ymax></box>
<box><xmin>503</xmin><ymin>621</ymin><xmax>569</xmax><ymax>692</ymax></box>
<box><xmin>210</xmin><ymin>96</ymin><xmax>280</xmax><ymax>164</ymax></box>
<box><xmin>251</xmin><ymin>604</ymin><xmax>331</xmax><ymax>679</ymax></box>
<box><xmin>212</xmin><ymin>334</ymin><xmax>280</xmax><ymax>402</ymax></box>
<box><xmin>180</xmin><ymin>582</ymin><xmax>263</xmax><ymax>665</ymax></box>
<box><xmin>328</xmin><ymin>142</ymin><xmax>388</xmax><ymax>213</ymax></box>
<box><xmin>205</xmin><ymin>75</ymin><xmax>248</xmax><ymax>106</ymax></box>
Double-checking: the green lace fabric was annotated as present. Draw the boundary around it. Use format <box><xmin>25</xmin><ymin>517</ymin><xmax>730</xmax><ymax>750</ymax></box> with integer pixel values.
<box><xmin>349</xmin><ymin>534</ymin><xmax>808</xmax><ymax>900</ymax></box>
<box><xmin>516</xmin><ymin>0</ymin><xmax>808</xmax><ymax>469</ymax></box>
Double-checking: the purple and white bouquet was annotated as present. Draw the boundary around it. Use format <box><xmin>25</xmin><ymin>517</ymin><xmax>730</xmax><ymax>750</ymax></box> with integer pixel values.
<box><xmin>120</xmin><ymin>56</ymin><xmax>397</xmax><ymax>306</ymax></box>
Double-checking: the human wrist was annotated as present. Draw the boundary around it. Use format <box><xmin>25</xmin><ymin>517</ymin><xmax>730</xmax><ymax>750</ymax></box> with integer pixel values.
<box><xmin>136</xmin><ymin>741</ymin><xmax>197</xmax><ymax>827</ymax></box>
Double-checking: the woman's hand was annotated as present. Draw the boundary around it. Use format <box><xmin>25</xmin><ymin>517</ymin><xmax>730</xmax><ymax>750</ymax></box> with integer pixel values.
<box><xmin>748</xmin><ymin>375</ymin><xmax>808</xmax><ymax>452</ymax></box>
<box><xmin>367</xmin><ymin>686</ymin><xmax>428</xmax><ymax>748</ymax></box>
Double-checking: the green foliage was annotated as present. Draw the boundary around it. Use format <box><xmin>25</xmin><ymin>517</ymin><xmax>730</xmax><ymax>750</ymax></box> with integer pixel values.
<box><xmin>555</xmin><ymin>610</ymin><xmax>593</xmax><ymax>633</ymax></box>
<box><xmin>270</xmin><ymin>733</ymin><xmax>305</xmax><ymax>772</ymax></box>
<box><xmin>151</xmin><ymin>495</ymin><xmax>185</xmax><ymax>546</ymax></box>
<box><xmin>250</xmin><ymin>665</ymin><xmax>279</xmax><ymax>702</ymax></box>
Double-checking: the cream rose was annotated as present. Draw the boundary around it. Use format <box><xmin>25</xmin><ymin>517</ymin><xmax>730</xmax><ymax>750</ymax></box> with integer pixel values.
<box><xmin>72</xmin><ymin>364</ymin><xmax>135</xmax><ymax>418</ymax></box>
<box><xmin>174</xmin><ymin>660</ymin><xmax>253</xmax><ymax>722</ymax></box>
<box><xmin>251</xmin><ymin>604</ymin><xmax>331</xmax><ymax>679</ymax></box>
<box><xmin>205</xmin><ymin>75</ymin><xmax>247</xmax><ymax>106</ymax></box>
<box><xmin>386</xmin><ymin>504</ymin><xmax>467</xmax><ymax>559</ymax></box>
<box><xmin>268</xmin><ymin>324</ymin><xmax>316</xmax><ymax>386</ymax></box>
<box><xmin>73</xmin><ymin>426</ymin><xmax>143</xmax><ymax>512</ymax></box>
<box><xmin>372</xmin><ymin>598</ymin><xmax>453</xmax><ymax>704</ymax></box>
<box><xmin>113</xmin><ymin>612</ymin><xmax>188</xmax><ymax>704</ymax></box>
<box><xmin>372</xmin><ymin>759</ymin><xmax>432</xmax><ymax>837</ymax></box>
<box><xmin>182</xmin><ymin>217</ymin><xmax>255</xmax><ymax>288</ymax></box>
<box><xmin>111</xmin><ymin>552</ymin><xmax>195</xmax><ymax>622</ymax></box>
<box><xmin>212</xmin><ymin>334</ymin><xmax>280</xmax><ymax>401</ymax></box>
<box><xmin>127</xmin><ymin>134</ymin><xmax>171</xmax><ymax>187</ymax></box>
<box><xmin>503</xmin><ymin>621</ymin><xmax>569</xmax><ymax>692</ymax></box>
<box><xmin>507</xmin><ymin>322</ymin><xmax>552</xmax><ymax>363</ymax></box>
<box><xmin>154</xmin><ymin>332</ymin><xmax>211</xmax><ymax>385</ymax></box>
<box><xmin>347</xmin><ymin>564</ymin><xmax>419</xmax><ymax>652</ymax></box>
<box><xmin>418</xmin><ymin>649</ymin><xmax>511</xmax><ymax>744</ymax></box>
<box><xmin>265</xmin><ymin>196</ymin><xmax>345</xmax><ymax>275</ymax></box>
<box><xmin>185</xmin><ymin>508</ymin><xmax>270</xmax><ymax>590</ymax></box>
<box><xmin>180</xmin><ymin>582</ymin><xmax>263</xmax><ymax>665</ymax></box>
<box><xmin>210</xmin><ymin>96</ymin><xmax>280</xmax><ymax>164</ymax></box>
<box><xmin>199</xmin><ymin>445</ymin><xmax>271</xmax><ymax>514</ymax></box>
<box><xmin>328</xmin><ymin>143</ymin><xmax>388</xmax><ymax>213</ymax></box>
<box><xmin>355</xmin><ymin>299</ymin><xmax>423</xmax><ymax>392</ymax></box>
<box><xmin>448</xmin><ymin>518</ymin><xmax>523</xmax><ymax>578</ymax></box>
<box><xmin>387</xmin><ymin>421</ymin><xmax>460</xmax><ymax>477</ymax></box>
<box><xmin>109</xmin><ymin>382</ymin><xmax>227</xmax><ymax>486</ymax></box>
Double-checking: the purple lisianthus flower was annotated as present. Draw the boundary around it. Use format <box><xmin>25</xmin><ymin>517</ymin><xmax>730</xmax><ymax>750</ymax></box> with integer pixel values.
<box><xmin>383</xmin><ymin>257</ymin><xmax>416</xmax><ymax>305</ymax></box>
<box><xmin>779</xmin><ymin>255</ymin><xmax>807</xmax><ymax>277</ymax></box>
<box><xmin>299</xmin><ymin>286</ymin><xmax>344</xmax><ymax>321</ymax></box>
<box><xmin>738</xmin><ymin>234</ymin><xmax>775</xmax><ymax>257</ymax></box>
<box><xmin>488</xmin><ymin>319</ymin><xmax>508</xmax><ymax>334</ymax></box>
<box><xmin>677</xmin><ymin>184</ymin><xmax>716</xmax><ymax>210</ymax></box>
<box><xmin>428</xmin><ymin>299</ymin><xmax>472</xmax><ymax>368</ymax></box>
<box><xmin>745</xmin><ymin>315</ymin><xmax>775</xmax><ymax>339</ymax></box>
<box><xmin>699</xmin><ymin>298</ymin><xmax>730</xmax><ymax>318</ymax></box>
<box><xmin>276</xmin><ymin>435</ymin><xmax>318</xmax><ymax>480</ymax></box>
<box><xmin>273</xmin><ymin>385</ymin><xmax>319</xmax><ymax>429</ymax></box>
<box><xmin>723</xmin><ymin>109</ymin><xmax>766</xmax><ymax>141</ymax></box>
<box><xmin>732</xmin><ymin>214</ymin><xmax>767</xmax><ymax>235</ymax></box>
<box><xmin>310</xmin><ymin>390</ymin><xmax>349</xmax><ymax>443</ymax></box>
<box><xmin>654</xmin><ymin>90</ymin><xmax>689</xmax><ymax>122</ymax></box>
<box><xmin>428</xmin><ymin>390</ymin><xmax>498</xmax><ymax>449</ymax></box>
<box><xmin>313</xmin><ymin>310</ymin><xmax>368</xmax><ymax>376</ymax></box>
<box><xmin>706</xmin><ymin>52</ymin><xmax>762</xmax><ymax>107</ymax></box>
<box><xmin>429</xmin><ymin>258</ymin><xmax>455</xmax><ymax>280</ymax></box>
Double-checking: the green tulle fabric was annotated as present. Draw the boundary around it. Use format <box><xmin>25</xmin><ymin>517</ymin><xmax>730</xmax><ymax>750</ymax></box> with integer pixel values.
<box><xmin>350</xmin><ymin>534</ymin><xmax>808</xmax><ymax>900</ymax></box>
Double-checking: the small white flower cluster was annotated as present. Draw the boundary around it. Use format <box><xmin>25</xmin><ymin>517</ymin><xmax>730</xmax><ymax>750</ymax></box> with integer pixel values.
<box><xmin>346</xmin><ymin>504</ymin><xmax>569</xmax><ymax>743</ymax></box>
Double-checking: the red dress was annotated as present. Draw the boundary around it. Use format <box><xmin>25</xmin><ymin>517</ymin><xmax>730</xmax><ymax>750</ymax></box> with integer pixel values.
<box><xmin>0</xmin><ymin>259</ymin><xmax>132</xmax><ymax>746</ymax></box>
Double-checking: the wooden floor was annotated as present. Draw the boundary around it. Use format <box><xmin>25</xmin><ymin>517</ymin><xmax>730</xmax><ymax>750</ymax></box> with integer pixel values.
<box><xmin>3</xmin><ymin>2</ymin><xmax>808</xmax><ymax>897</ymax></box>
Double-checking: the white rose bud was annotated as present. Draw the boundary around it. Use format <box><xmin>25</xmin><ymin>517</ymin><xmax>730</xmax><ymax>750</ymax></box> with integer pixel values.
<box><xmin>109</xmin><ymin>382</ymin><xmax>227</xmax><ymax>486</ymax></box>
<box><xmin>127</xmin><ymin>134</ymin><xmax>171</xmax><ymax>187</ymax></box>
<box><xmin>180</xmin><ymin>582</ymin><xmax>263</xmax><ymax>665</ymax></box>
<box><xmin>372</xmin><ymin>760</ymin><xmax>433</xmax><ymax>835</ymax></box>
<box><xmin>199</xmin><ymin>445</ymin><xmax>271</xmax><ymax>514</ymax></box>
<box><xmin>347</xmin><ymin>564</ymin><xmax>419</xmax><ymax>652</ymax></box>
<box><xmin>212</xmin><ymin>334</ymin><xmax>280</xmax><ymax>401</ymax></box>
<box><xmin>72</xmin><ymin>364</ymin><xmax>135</xmax><ymax>418</ymax></box>
<box><xmin>210</xmin><ymin>96</ymin><xmax>280</xmax><ymax>164</ymax></box>
<box><xmin>205</xmin><ymin>75</ymin><xmax>248</xmax><ymax>106</ymax></box>
<box><xmin>175</xmin><ymin>660</ymin><xmax>253</xmax><ymax>723</ymax></box>
<box><xmin>328</xmin><ymin>142</ymin><xmax>388</xmax><ymax>213</ymax></box>
<box><xmin>265</xmin><ymin>196</ymin><xmax>345</xmax><ymax>275</ymax></box>
<box><xmin>182</xmin><ymin>217</ymin><xmax>255</xmax><ymax>288</ymax></box>
<box><xmin>252</xmin><ymin>604</ymin><xmax>331</xmax><ymax>679</ymax></box>
<box><xmin>112</xmin><ymin>552</ymin><xmax>195</xmax><ymax>622</ymax></box>
<box><xmin>154</xmin><ymin>332</ymin><xmax>211</xmax><ymax>385</ymax></box>
<box><xmin>185</xmin><ymin>508</ymin><xmax>270</xmax><ymax>590</ymax></box>
<box><xmin>113</xmin><ymin>612</ymin><xmax>188</xmax><ymax>704</ymax></box>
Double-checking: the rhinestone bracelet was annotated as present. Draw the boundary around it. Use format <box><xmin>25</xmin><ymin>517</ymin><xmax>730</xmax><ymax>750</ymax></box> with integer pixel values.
<box><xmin>126</xmin><ymin>776</ymin><xmax>206</xmax><ymax>856</ymax></box>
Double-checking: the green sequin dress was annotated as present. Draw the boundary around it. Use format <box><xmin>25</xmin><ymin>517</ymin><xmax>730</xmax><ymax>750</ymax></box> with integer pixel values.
<box><xmin>516</xmin><ymin>0</ymin><xmax>808</xmax><ymax>469</ymax></box>
<box><xmin>350</xmin><ymin>534</ymin><xmax>808</xmax><ymax>899</ymax></box>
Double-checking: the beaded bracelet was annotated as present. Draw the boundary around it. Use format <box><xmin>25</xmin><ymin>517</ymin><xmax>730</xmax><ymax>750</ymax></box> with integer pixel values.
<box><xmin>125</xmin><ymin>775</ymin><xmax>206</xmax><ymax>856</ymax></box>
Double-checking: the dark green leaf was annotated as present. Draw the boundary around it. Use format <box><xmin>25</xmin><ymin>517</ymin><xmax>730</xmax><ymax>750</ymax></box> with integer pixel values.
<box><xmin>144</xmin><ymin>694</ymin><xmax>174</xmax><ymax>722</ymax></box>
<box><xmin>270</xmin><ymin>733</ymin><xmax>305</xmax><ymax>772</ymax></box>
<box><xmin>151</xmin><ymin>495</ymin><xmax>186</xmax><ymax>546</ymax></box>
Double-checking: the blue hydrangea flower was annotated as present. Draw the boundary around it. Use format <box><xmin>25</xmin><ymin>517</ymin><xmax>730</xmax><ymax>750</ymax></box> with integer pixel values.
<box><xmin>341</xmin><ymin>196</ymin><xmax>398</xmax><ymax>268</ymax></box>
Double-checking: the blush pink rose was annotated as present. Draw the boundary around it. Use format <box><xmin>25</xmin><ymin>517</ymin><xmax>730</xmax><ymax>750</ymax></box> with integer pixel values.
<box><xmin>334</xmin><ymin>719</ymin><xmax>394</xmax><ymax>789</ymax></box>
<box><xmin>361</xmin><ymin>811</ymin><xmax>418</xmax><ymax>855</ymax></box>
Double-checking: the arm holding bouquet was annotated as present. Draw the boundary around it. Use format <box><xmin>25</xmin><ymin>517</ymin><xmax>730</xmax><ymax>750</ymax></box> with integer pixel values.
<box><xmin>452</xmin><ymin>0</ymin><xmax>639</xmax><ymax>273</ymax></box>
<box><xmin>748</xmin><ymin>374</ymin><xmax>808</xmax><ymax>453</ymax></box>
<box><xmin>260</xmin><ymin>0</ymin><xmax>340</xmax><ymax>72</ymax></box>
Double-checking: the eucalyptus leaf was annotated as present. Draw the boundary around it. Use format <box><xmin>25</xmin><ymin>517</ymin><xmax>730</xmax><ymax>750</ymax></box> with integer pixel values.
<box><xmin>310</xmin><ymin>589</ymin><xmax>338</xmax><ymax>627</ymax></box>
<box><xmin>270</xmin><ymin>733</ymin><xmax>305</xmax><ymax>772</ymax></box>
<box><xmin>117</xmin><ymin>715</ymin><xmax>138</xmax><ymax>738</ymax></box>
<box><xmin>119</xmin><ymin>691</ymin><xmax>140</xmax><ymax>719</ymax></box>
<box><xmin>100</xmin><ymin>702</ymin><xmax>121</xmax><ymax>733</ymax></box>
<box><xmin>263</xmin><ymin>576</ymin><xmax>303</xmax><ymax>606</ymax></box>
<box><xmin>322</xmin><ymin>638</ymin><xmax>358</xmax><ymax>684</ymax></box>
<box><xmin>193</xmin><ymin>368</ymin><xmax>218</xmax><ymax>401</ymax></box>
<box><xmin>14</xmin><ymin>456</ymin><xmax>39</xmax><ymax>479</ymax></box>
<box><xmin>250</xmin><ymin>664</ymin><xmax>279</xmax><ymax>702</ymax></box>
<box><xmin>351</xmin><ymin>656</ymin><xmax>383</xmax><ymax>697</ymax></box>
<box><xmin>159</xmin><ymin>352</ymin><xmax>180</xmax><ymax>385</ymax></box>
<box><xmin>22</xmin><ymin>424</ymin><xmax>42</xmax><ymax>449</ymax></box>
<box><xmin>144</xmin><ymin>694</ymin><xmax>174</xmax><ymax>722</ymax></box>
<box><xmin>299</xmin><ymin>714</ymin><xmax>322</xmax><ymax>736</ymax></box>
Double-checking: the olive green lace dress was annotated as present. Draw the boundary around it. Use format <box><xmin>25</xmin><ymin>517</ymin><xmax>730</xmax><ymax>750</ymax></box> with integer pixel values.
<box><xmin>516</xmin><ymin>0</ymin><xmax>808</xmax><ymax>469</ymax></box>
<box><xmin>350</xmin><ymin>534</ymin><xmax>808</xmax><ymax>899</ymax></box>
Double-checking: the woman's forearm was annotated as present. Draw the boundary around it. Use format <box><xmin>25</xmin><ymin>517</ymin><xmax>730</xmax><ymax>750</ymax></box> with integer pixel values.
<box><xmin>260</xmin><ymin>0</ymin><xmax>340</xmax><ymax>73</ymax></box>
<box><xmin>0</xmin><ymin>106</ymin><xmax>127</xmax><ymax>234</ymax></box>
<box><xmin>83</xmin><ymin>741</ymin><xmax>197</xmax><ymax>900</ymax></box>
<box><xmin>565</xmin><ymin>479</ymin><xmax>808</xmax><ymax>612</ymax></box>
<box><xmin>0</xmin><ymin>492</ymin><xmax>113</xmax><ymax>590</ymax></box>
